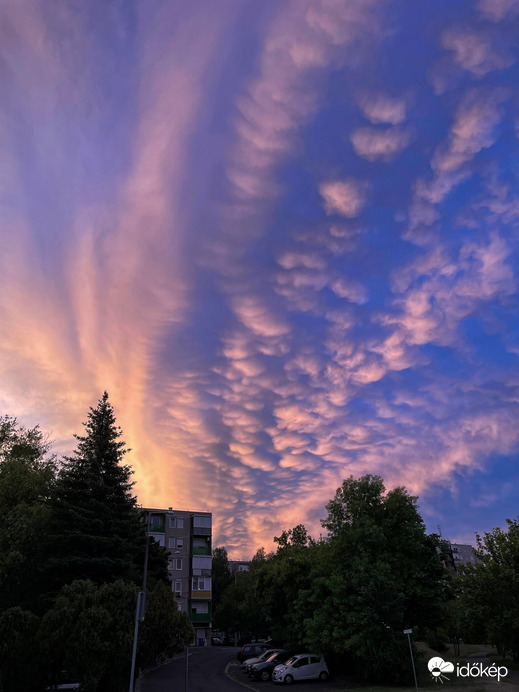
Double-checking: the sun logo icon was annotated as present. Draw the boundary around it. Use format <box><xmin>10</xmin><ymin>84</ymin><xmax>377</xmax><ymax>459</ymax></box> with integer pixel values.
<box><xmin>428</xmin><ymin>657</ymin><xmax>454</xmax><ymax>683</ymax></box>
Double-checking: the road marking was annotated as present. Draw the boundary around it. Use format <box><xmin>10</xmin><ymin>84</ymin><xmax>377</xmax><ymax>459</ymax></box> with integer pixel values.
<box><xmin>225</xmin><ymin>661</ymin><xmax>260</xmax><ymax>691</ymax></box>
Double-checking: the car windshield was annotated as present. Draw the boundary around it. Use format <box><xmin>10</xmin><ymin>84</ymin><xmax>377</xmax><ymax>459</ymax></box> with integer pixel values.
<box><xmin>265</xmin><ymin>652</ymin><xmax>280</xmax><ymax>662</ymax></box>
<box><xmin>284</xmin><ymin>656</ymin><xmax>297</xmax><ymax>665</ymax></box>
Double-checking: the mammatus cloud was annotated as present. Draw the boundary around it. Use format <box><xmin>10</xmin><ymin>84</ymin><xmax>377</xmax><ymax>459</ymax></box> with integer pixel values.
<box><xmin>477</xmin><ymin>0</ymin><xmax>519</xmax><ymax>21</ymax></box>
<box><xmin>320</xmin><ymin>179</ymin><xmax>368</xmax><ymax>217</ymax></box>
<box><xmin>350</xmin><ymin>127</ymin><xmax>410</xmax><ymax>161</ymax></box>
<box><xmin>357</xmin><ymin>92</ymin><xmax>408</xmax><ymax>124</ymax></box>
<box><xmin>2</xmin><ymin>0</ymin><xmax>519</xmax><ymax>557</ymax></box>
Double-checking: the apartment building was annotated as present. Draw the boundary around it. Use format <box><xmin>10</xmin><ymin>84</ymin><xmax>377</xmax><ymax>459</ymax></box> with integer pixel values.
<box><xmin>450</xmin><ymin>543</ymin><xmax>478</xmax><ymax>570</ymax></box>
<box><xmin>146</xmin><ymin>506</ymin><xmax>212</xmax><ymax>645</ymax></box>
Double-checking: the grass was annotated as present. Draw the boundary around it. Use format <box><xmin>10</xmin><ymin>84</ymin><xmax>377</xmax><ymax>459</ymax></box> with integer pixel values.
<box><xmin>335</xmin><ymin>642</ymin><xmax>517</xmax><ymax>692</ymax></box>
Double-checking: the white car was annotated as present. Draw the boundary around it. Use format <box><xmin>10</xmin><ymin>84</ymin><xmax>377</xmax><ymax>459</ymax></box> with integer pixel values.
<box><xmin>242</xmin><ymin>648</ymin><xmax>281</xmax><ymax>671</ymax></box>
<box><xmin>272</xmin><ymin>654</ymin><xmax>329</xmax><ymax>684</ymax></box>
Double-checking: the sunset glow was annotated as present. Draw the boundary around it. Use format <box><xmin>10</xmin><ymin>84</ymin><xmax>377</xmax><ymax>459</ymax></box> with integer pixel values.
<box><xmin>2</xmin><ymin>0</ymin><xmax>519</xmax><ymax>557</ymax></box>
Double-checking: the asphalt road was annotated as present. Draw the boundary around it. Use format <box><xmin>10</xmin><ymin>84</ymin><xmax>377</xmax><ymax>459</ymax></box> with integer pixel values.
<box><xmin>138</xmin><ymin>647</ymin><xmax>352</xmax><ymax>692</ymax></box>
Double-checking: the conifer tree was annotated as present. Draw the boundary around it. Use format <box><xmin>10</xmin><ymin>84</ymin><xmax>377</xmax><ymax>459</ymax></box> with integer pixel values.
<box><xmin>44</xmin><ymin>393</ymin><xmax>165</xmax><ymax>597</ymax></box>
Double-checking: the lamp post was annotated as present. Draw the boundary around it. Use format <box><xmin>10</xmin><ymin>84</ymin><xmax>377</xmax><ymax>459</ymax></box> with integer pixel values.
<box><xmin>404</xmin><ymin>628</ymin><xmax>418</xmax><ymax>691</ymax></box>
<box><xmin>129</xmin><ymin>512</ymin><xmax>150</xmax><ymax>692</ymax></box>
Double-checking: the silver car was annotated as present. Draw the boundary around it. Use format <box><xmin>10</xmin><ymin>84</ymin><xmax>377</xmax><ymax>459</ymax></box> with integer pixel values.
<box><xmin>272</xmin><ymin>654</ymin><xmax>329</xmax><ymax>684</ymax></box>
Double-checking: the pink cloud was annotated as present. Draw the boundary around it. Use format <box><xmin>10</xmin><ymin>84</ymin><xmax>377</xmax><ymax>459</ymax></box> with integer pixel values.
<box><xmin>357</xmin><ymin>91</ymin><xmax>408</xmax><ymax>124</ymax></box>
<box><xmin>350</xmin><ymin>127</ymin><xmax>410</xmax><ymax>161</ymax></box>
<box><xmin>320</xmin><ymin>179</ymin><xmax>368</xmax><ymax>217</ymax></box>
<box><xmin>433</xmin><ymin>88</ymin><xmax>508</xmax><ymax>172</ymax></box>
<box><xmin>477</xmin><ymin>0</ymin><xmax>519</xmax><ymax>21</ymax></box>
<box><xmin>442</xmin><ymin>27</ymin><xmax>513</xmax><ymax>76</ymax></box>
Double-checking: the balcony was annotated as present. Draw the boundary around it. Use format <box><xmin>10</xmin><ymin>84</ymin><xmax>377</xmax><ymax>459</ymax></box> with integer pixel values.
<box><xmin>191</xmin><ymin>590</ymin><xmax>211</xmax><ymax>599</ymax></box>
<box><xmin>191</xmin><ymin>612</ymin><xmax>211</xmax><ymax>623</ymax></box>
<box><xmin>192</xmin><ymin>547</ymin><xmax>211</xmax><ymax>556</ymax></box>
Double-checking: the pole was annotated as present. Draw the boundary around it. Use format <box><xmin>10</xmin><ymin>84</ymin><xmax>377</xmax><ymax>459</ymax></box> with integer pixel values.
<box><xmin>405</xmin><ymin>630</ymin><xmax>419</xmax><ymax>692</ymax></box>
<box><xmin>129</xmin><ymin>512</ymin><xmax>150</xmax><ymax>692</ymax></box>
<box><xmin>184</xmin><ymin>644</ymin><xmax>189</xmax><ymax>692</ymax></box>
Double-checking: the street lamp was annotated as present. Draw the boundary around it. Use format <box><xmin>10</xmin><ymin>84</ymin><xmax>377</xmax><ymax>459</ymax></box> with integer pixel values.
<box><xmin>404</xmin><ymin>628</ymin><xmax>418</xmax><ymax>691</ymax></box>
<box><xmin>129</xmin><ymin>512</ymin><xmax>150</xmax><ymax>692</ymax></box>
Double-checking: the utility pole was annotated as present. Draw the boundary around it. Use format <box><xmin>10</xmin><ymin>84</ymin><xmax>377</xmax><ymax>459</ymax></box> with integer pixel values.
<box><xmin>129</xmin><ymin>512</ymin><xmax>150</xmax><ymax>692</ymax></box>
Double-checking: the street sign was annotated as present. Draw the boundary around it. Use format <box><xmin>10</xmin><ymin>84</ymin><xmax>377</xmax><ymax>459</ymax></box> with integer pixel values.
<box><xmin>403</xmin><ymin>628</ymin><xmax>413</xmax><ymax>634</ymax></box>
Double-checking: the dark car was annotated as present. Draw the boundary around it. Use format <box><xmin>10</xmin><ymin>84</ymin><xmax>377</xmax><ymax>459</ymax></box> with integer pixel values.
<box><xmin>237</xmin><ymin>642</ymin><xmax>271</xmax><ymax>663</ymax></box>
<box><xmin>250</xmin><ymin>650</ymin><xmax>293</xmax><ymax>681</ymax></box>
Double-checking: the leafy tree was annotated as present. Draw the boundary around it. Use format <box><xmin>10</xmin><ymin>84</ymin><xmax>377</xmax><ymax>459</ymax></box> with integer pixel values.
<box><xmin>211</xmin><ymin>547</ymin><xmax>232</xmax><ymax>627</ymax></box>
<box><xmin>459</xmin><ymin>519</ymin><xmax>519</xmax><ymax>661</ymax></box>
<box><xmin>0</xmin><ymin>606</ymin><xmax>42</xmax><ymax>692</ymax></box>
<box><xmin>302</xmin><ymin>475</ymin><xmax>448</xmax><ymax>683</ymax></box>
<box><xmin>43</xmin><ymin>393</ymin><xmax>167</xmax><ymax>598</ymax></box>
<box><xmin>39</xmin><ymin>579</ymin><xmax>137</xmax><ymax>692</ymax></box>
<box><xmin>138</xmin><ymin>581</ymin><xmax>194</xmax><ymax>666</ymax></box>
<box><xmin>0</xmin><ymin>416</ymin><xmax>56</xmax><ymax>612</ymax></box>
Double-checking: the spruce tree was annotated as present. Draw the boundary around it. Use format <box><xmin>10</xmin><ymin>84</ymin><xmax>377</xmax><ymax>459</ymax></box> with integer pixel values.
<box><xmin>44</xmin><ymin>393</ymin><xmax>159</xmax><ymax>597</ymax></box>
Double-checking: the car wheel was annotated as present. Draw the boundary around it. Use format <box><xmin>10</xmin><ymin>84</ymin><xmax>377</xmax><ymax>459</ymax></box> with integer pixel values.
<box><xmin>284</xmin><ymin>674</ymin><xmax>294</xmax><ymax>685</ymax></box>
<box><xmin>319</xmin><ymin>671</ymin><xmax>329</xmax><ymax>681</ymax></box>
<box><xmin>261</xmin><ymin>670</ymin><xmax>271</xmax><ymax>681</ymax></box>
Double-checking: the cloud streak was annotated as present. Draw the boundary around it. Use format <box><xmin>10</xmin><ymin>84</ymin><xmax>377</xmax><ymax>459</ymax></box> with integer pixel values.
<box><xmin>2</xmin><ymin>0</ymin><xmax>519</xmax><ymax>556</ymax></box>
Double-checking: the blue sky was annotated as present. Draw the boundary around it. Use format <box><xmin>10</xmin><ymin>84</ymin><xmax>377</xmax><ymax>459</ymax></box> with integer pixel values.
<box><xmin>2</xmin><ymin>0</ymin><xmax>519</xmax><ymax>557</ymax></box>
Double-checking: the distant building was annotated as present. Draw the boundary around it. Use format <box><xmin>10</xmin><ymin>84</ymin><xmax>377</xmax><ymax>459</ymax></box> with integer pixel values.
<box><xmin>145</xmin><ymin>506</ymin><xmax>212</xmax><ymax>645</ymax></box>
<box><xmin>229</xmin><ymin>560</ymin><xmax>250</xmax><ymax>574</ymax></box>
<box><xmin>450</xmin><ymin>543</ymin><xmax>478</xmax><ymax>570</ymax></box>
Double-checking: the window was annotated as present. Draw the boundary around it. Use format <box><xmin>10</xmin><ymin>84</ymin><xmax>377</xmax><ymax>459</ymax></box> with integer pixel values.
<box><xmin>192</xmin><ymin>556</ymin><xmax>212</xmax><ymax>570</ymax></box>
<box><xmin>177</xmin><ymin>518</ymin><xmax>184</xmax><ymax>529</ymax></box>
<box><xmin>177</xmin><ymin>602</ymin><xmax>182</xmax><ymax>611</ymax></box>
<box><xmin>174</xmin><ymin>581</ymin><xmax>182</xmax><ymax>596</ymax></box>
<box><xmin>176</xmin><ymin>558</ymin><xmax>183</xmax><ymax>571</ymax></box>
<box><xmin>192</xmin><ymin>576</ymin><xmax>211</xmax><ymax>591</ymax></box>
<box><xmin>193</xmin><ymin>516</ymin><xmax>211</xmax><ymax>528</ymax></box>
<box><xmin>176</xmin><ymin>537</ymin><xmax>183</xmax><ymax>549</ymax></box>
<box><xmin>150</xmin><ymin>514</ymin><xmax>162</xmax><ymax>526</ymax></box>
<box><xmin>168</xmin><ymin>558</ymin><xmax>174</xmax><ymax>570</ymax></box>
<box><xmin>168</xmin><ymin>538</ymin><xmax>176</xmax><ymax>549</ymax></box>
<box><xmin>150</xmin><ymin>534</ymin><xmax>165</xmax><ymax>546</ymax></box>
<box><xmin>169</xmin><ymin>517</ymin><xmax>176</xmax><ymax>529</ymax></box>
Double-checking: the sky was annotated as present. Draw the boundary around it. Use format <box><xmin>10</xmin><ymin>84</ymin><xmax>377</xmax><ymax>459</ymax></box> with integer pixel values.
<box><xmin>2</xmin><ymin>0</ymin><xmax>519</xmax><ymax>558</ymax></box>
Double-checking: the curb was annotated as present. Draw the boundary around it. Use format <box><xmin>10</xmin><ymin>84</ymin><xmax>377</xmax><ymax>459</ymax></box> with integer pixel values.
<box><xmin>225</xmin><ymin>660</ymin><xmax>260</xmax><ymax>691</ymax></box>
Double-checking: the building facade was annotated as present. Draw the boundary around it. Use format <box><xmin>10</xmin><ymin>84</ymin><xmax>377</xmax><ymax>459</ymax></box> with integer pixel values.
<box><xmin>450</xmin><ymin>543</ymin><xmax>478</xmax><ymax>570</ymax></box>
<box><xmin>146</xmin><ymin>507</ymin><xmax>212</xmax><ymax>644</ymax></box>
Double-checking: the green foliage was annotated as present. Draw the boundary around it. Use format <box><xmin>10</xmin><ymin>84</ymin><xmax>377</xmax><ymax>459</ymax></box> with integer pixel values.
<box><xmin>0</xmin><ymin>416</ymin><xmax>56</xmax><ymax>612</ymax></box>
<box><xmin>459</xmin><ymin>519</ymin><xmax>519</xmax><ymax>661</ymax></box>
<box><xmin>215</xmin><ymin>475</ymin><xmax>449</xmax><ymax>684</ymax></box>
<box><xmin>301</xmin><ymin>476</ymin><xmax>447</xmax><ymax>682</ymax></box>
<box><xmin>139</xmin><ymin>581</ymin><xmax>194</xmax><ymax>666</ymax></box>
<box><xmin>211</xmin><ymin>547</ymin><xmax>232</xmax><ymax>627</ymax></box>
<box><xmin>39</xmin><ymin>579</ymin><xmax>136</xmax><ymax>692</ymax></box>
<box><xmin>0</xmin><ymin>606</ymin><xmax>42</xmax><ymax>692</ymax></box>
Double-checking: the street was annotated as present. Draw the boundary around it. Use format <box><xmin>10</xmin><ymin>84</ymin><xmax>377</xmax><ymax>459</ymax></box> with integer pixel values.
<box><xmin>138</xmin><ymin>647</ymin><xmax>353</xmax><ymax>692</ymax></box>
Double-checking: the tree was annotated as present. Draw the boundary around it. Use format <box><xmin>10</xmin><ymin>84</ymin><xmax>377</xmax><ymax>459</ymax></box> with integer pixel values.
<box><xmin>0</xmin><ymin>606</ymin><xmax>42</xmax><ymax>692</ymax></box>
<box><xmin>138</xmin><ymin>581</ymin><xmax>194</xmax><ymax>666</ymax></box>
<box><xmin>211</xmin><ymin>547</ymin><xmax>232</xmax><ymax>627</ymax></box>
<box><xmin>302</xmin><ymin>475</ymin><xmax>448</xmax><ymax>683</ymax></box>
<box><xmin>43</xmin><ymin>393</ymin><xmax>167</xmax><ymax>598</ymax></box>
<box><xmin>39</xmin><ymin>579</ymin><xmax>137</xmax><ymax>692</ymax></box>
<box><xmin>0</xmin><ymin>416</ymin><xmax>56</xmax><ymax>612</ymax></box>
<box><xmin>459</xmin><ymin>519</ymin><xmax>519</xmax><ymax>661</ymax></box>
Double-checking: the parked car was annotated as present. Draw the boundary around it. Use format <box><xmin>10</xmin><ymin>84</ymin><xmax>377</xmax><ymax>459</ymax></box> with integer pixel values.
<box><xmin>250</xmin><ymin>650</ymin><xmax>293</xmax><ymax>681</ymax></box>
<box><xmin>243</xmin><ymin>648</ymin><xmax>282</xmax><ymax>671</ymax></box>
<box><xmin>237</xmin><ymin>642</ymin><xmax>271</xmax><ymax>663</ymax></box>
<box><xmin>211</xmin><ymin>636</ymin><xmax>224</xmax><ymax>645</ymax></box>
<box><xmin>45</xmin><ymin>671</ymin><xmax>81</xmax><ymax>690</ymax></box>
<box><xmin>272</xmin><ymin>654</ymin><xmax>329</xmax><ymax>684</ymax></box>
